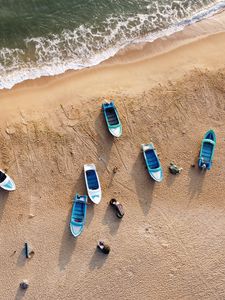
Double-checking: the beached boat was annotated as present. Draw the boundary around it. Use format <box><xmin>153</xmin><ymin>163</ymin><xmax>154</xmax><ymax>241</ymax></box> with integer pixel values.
<box><xmin>198</xmin><ymin>130</ymin><xmax>216</xmax><ymax>170</ymax></box>
<box><xmin>102</xmin><ymin>101</ymin><xmax>122</xmax><ymax>137</ymax></box>
<box><xmin>142</xmin><ymin>143</ymin><xmax>163</xmax><ymax>182</ymax></box>
<box><xmin>84</xmin><ymin>164</ymin><xmax>102</xmax><ymax>204</ymax></box>
<box><xmin>70</xmin><ymin>194</ymin><xmax>87</xmax><ymax>237</ymax></box>
<box><xmin>0</xmin><ymin>169</ymin><xmax>16</xmax><ymax>191</ymax></box>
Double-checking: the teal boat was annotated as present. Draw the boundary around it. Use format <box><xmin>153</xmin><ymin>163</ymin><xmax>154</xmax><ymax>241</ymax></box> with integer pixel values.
<box><xmin>142</xmin><ymin>143</ymin><xmax>163</xmax><ymax>182</ymax></box>
<box><xmin>198</xmin><ymin>130</ymin><xmax>216</xmax><ymax>170</ymax></box>
<box><xmin>0</xmin><ymin>169</ymin><xmax>16</xmax><ymax>191</ymax></box>
<box><xmin>70</xmin><ymin>194</ymin><xmax>87</xmax><ymax>237</ymax></box>
<box><xmin>102</xmin><ymin>101</ymin><xmax>122</xmax><ymax>137</ymax></box>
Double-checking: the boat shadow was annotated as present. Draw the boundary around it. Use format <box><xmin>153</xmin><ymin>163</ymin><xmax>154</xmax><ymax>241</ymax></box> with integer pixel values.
<box><xmin>70</xmin><ymin>170</ymin><xmax>87</xmax><ymax>198</ymax></box>
<box><xmin>0</xmin><ymin>190</ymin><xmax>9</xmax><ymax>223</ymax></box>
<box><xmin>102</xmin><ymin>202</ymin><xmax>121</xmax><ymax>235</ymax></box>
<box><xmin>94</xmin><ymin>111</ymin><xmax>114</xmax><ymax>172</ymax></box>
<box><xmin>131</xmin><ymin>151</ymin><xmax>155</xmax><ymax>216</ymax></box>
<box><xmin>89</xmin><ymin>247</ymin><xmax>108</xmax><ymax>270</ymax></box>
<box><xmin>188</xmin><ymin>166</ymin><xmax>206</xmax><ymax>200</ymax></box>
<box><xmin>58</xmin><ymin>207</ymin><xmax>77</xmax><ymax>271</ymax></box>
<box><xmin>86</xmin><ymin>201</ymin><xmax>95</xmax><ymax>228</ymax></box>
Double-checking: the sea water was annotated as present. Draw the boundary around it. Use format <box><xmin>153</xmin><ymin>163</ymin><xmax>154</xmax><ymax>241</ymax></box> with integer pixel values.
<box><xmin>0</xmin><ymin>0</ymin><xmax>225</xmax><ymax>89</ymax></box>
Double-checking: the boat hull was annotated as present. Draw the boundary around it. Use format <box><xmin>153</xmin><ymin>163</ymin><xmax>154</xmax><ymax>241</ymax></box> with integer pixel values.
<box><xmin>70</xmin><ymin>224</ymin><xmax>83</xmax><ymax>237</ymax></box>
<box><xmin>70</xmin><ymin>194</ymin><xmax>87</xmax><ymax>237</ymax></box>
<box><xmin>102</xmin><ymin>101</ymin><xmax>122</xmax><ymax>138</ymax></box>
<box><xmin>198</xmin><ymin>130</ymin><xmax>216</xmax><ymax>170</ymax></box>
<box><xmin>142</xmin><ymin>144</ymin><xmax>163</xmax><ymax>182</ymax></box>
<box><xmin>109</xmin><ymin>126</ymin><xmax>122</xmax><ymax>138</ymax></box>
<box><xmin>84</xmin><ymin>164</ymin><xmax>102</xmax><ymax>204</ymax></box>
<box><xmin>149</xmin><ymin>170</ymin><xmax>163</xmax><ymax>182</ymax></box>
<box><xmin>0</xmin><ymin>170</ymin><xmax>16</xmax><ymax>191</ymax></box>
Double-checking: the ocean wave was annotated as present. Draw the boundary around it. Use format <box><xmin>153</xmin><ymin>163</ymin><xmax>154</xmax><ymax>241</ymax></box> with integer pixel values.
<box><xmin>0</xmin><ymin>0</ymin><xmax>225</xmax><ymax>90</ymax></box>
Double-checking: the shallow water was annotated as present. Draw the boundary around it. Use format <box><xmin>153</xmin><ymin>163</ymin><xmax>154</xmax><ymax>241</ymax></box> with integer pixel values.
<box><xmin>0</xmin><ymin>0</ymin><xmax>224</xmax><ymax>89</ymax></box>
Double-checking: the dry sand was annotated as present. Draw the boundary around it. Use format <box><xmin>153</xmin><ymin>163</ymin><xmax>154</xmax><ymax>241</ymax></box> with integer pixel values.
<box><xmin>1</xmin><ymin>11</ymin><xmax>225</xmax><ymax>300</ymax></box>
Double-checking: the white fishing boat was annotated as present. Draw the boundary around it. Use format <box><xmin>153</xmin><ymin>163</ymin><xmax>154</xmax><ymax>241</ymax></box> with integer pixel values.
<box><xmin>84</xmin><ymin>164</ymin><xmax>101</xmax><ymax>204</ymax></box>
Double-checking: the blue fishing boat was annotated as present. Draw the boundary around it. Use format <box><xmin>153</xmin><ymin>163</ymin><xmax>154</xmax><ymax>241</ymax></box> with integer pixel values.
<box><xmin>198</xmin><ymin>130</ymin><xmax>216</xmax><ymax>170</ymax></box>
<box><xmin>84</xmin><ymin>164</ymin><xmax>102</xmax><ymax>204</ymax></box>
<box><xmin>102</xmin><ymin>101</ymin><xmax>122</xmax><ymax>137</ymax></box>
<box><xmin>0</xmin><ymin>169</ymin><xmax>16</xmax><ymax>191</ymax></box>
<box><xmin>142</xmin><ymin>143</ymin><xmax>163</xmax><ymax>182</ymax></box>
<box><xmin>70</xmin><ymin>194</ymin><xmax>87</xmax><ymax>237</ymax></box>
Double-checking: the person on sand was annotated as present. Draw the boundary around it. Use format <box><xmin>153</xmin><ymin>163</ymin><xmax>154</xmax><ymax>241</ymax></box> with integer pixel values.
<box><xmin>169</xmin><ymin>162</ymin><xmax>182</xmax><ymax>175</ymax></box>
<box><xmin>110</xmin><ymin>198</ymin><xmax>124</xmax><ymax>218</ymax></box>
<box><xmin>97</xmin><ymin>241</ymin><xmax>110</xmax><ymax>254</ymax></box>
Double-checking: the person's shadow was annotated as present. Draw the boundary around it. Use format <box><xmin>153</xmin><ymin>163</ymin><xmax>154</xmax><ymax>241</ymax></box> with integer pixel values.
<box><xmin>89</xmin><ymin>248</ymin><xmax>108</xmax><ymax>270</ymax></box>
<box><xmin>131</xmin><ymin>151</ymin><xmax>155</xmax><ymax>215</ymax></box>
<box><xmin>166</xmin><ymin>168</ymin><xmax>176</xmax><ymax>187</ymax></box>
<box><xmin>16</xmin><ymin>247</ymin><xmax>26</xmax><ymax>268</ymax></box>
<box><xmin>102</xmin><ymin>202</ymin><xmax>121</xmax><ymax>235</ymax></box>
<box><xmin>14</xmin><ymin>287</ymin><xmax>27</xmax><ymax>300</ymax></box>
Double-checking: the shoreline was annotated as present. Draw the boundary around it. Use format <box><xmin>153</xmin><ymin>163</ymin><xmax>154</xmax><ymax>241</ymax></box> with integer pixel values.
<box><xmin>1</xmin><ymin>5</ymin><xmax>225</xmax><ymax>92</ymax></box>
<box><xmin>1</xmin><ymin>12</ymin><xmax>225</xmax><ymax>122</ymax></box>
<box><xmin>107</xmin><ymin>7</ymin><xmax>225</xmax><ymax>65</ymax></box>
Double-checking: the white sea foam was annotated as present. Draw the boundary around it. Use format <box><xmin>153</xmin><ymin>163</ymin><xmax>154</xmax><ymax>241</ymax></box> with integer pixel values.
<box><xmin>0</xmin><ymin>1</ymin><xmax>225</xmax><ymax>90</ymax></box>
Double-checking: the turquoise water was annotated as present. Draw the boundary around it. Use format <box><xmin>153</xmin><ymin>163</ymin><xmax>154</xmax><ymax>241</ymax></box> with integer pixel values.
<box><xmin>0</xmin><ymin>0</ymin><xmax>225</xmax><ymax>89</ymax></box>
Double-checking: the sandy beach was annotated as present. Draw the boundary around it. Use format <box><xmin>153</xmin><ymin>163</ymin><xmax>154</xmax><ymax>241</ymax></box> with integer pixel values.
<box><xmin>1</xmin><ymin>11</ymin><xmax>225</xmax><ymax>300</ymax></box>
